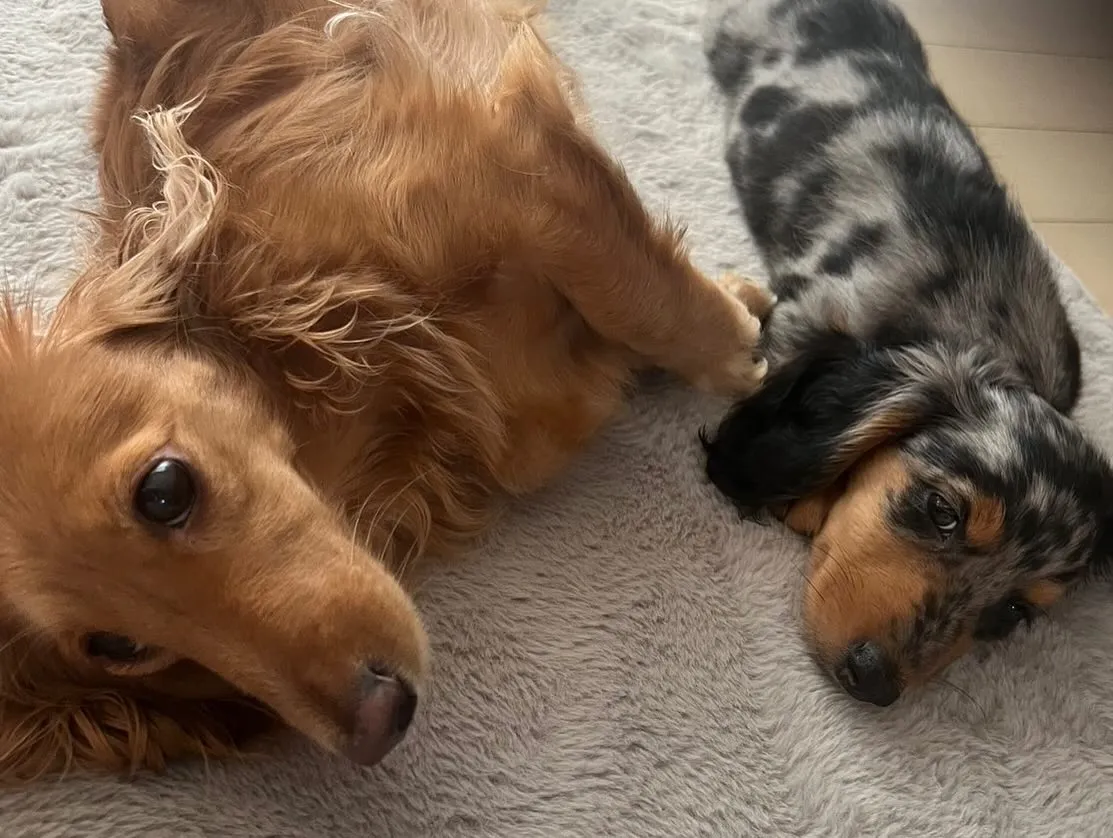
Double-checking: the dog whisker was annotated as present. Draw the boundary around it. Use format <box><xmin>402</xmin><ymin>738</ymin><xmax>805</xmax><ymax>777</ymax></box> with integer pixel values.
<box><xmin>938</xmin><ymin>678</ymin><xmax>988</xmax><ymax>720</ymax></box>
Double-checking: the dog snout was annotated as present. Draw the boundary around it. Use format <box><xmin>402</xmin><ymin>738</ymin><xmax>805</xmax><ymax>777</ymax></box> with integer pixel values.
<box><xmin>344</xmin><ymin>665</ymin><xmax>418</xmax><ymax>766</ymax></box>
<box><xmin>835</xmin><ymin>641</ymin><xmax>900</xmax><ymax>707</ymax></box>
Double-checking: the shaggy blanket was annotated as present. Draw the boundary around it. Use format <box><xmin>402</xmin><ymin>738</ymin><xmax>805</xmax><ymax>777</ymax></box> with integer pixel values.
<box><xmin>1</xmin><ymin>1</ymin><xmax>1112</xmax><ymax>835</ymax></box>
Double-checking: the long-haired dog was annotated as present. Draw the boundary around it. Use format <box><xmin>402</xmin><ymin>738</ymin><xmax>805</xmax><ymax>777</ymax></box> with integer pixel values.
<box><xmin>0</xmin><ymin>0</ymin><xmax>772</xmax><ymax>781</ymax></box>
<box><xmin>700</xmin><ymin>0</ymin><xmax>1113</xmax><ymax>706</ymax></box>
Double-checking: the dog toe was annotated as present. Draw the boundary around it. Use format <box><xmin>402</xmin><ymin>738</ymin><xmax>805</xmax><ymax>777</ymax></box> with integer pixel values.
<box><xmin>720</xmin><ymin>272</ymin><xmax>777</xmax><ymax>321</ymax></box>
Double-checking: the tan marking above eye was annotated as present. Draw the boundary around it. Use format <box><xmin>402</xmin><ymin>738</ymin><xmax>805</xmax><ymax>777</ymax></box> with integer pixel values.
<box><xmin>1024</xmin><ymin>579</ymin><xmax>1066</xmax><ymax>610</ymax></box>
<box><xmin>965</xmin><ymin>494</ymin><xmax>1005</xmax><ymax>548</ymax></box>
<box><xmin>801</xmin><ymin>452</ymin><xmax>1021</xmax><ymax>691</ymax></box>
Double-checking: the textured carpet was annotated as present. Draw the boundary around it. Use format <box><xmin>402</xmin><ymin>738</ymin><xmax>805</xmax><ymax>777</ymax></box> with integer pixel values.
<box><xmin>2</xmin><ymin>1</ymin><xmax>1113</xmax><ymax>836</ymax></box>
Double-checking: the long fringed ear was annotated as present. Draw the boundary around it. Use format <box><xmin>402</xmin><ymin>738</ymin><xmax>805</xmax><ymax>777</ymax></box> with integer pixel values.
<box><xmin>63</xmin><ymin>90</ymin><xmax>499</xmax><ymax>430</ymax></box>
<box><xmin>118</xmin><ymin>101</ymin><xmax>222</xmax><ymax>268</ymax></box>
<box><xmin>0</xmin><ymin>690</ymin><xmax>274</xmax><ymax>783</ymax></box>
<box><xmin>700</xmin><ymin>334</ymin><xmax>995</xmax><ymax>513</ymax></box>
<box><xmin>50</xmin><ymin>98</ymin><xmax>222</xmax><ymax>344</ymax></box>
<box><xmin>0</xmin><ymin>623</ymin><xmax>276</xmax><ymax>783</ymax></box>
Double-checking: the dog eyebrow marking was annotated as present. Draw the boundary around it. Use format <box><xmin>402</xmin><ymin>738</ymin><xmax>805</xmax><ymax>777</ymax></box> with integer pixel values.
<box><xmin>1024</xmin><ymin>579</ymin><xmax>1066</xmax><ymax>609</ymax></box>
<box><xmin>965</xmin><ymin>494</ymin><xmax>1005</xmax><ymax>549</ymax></box>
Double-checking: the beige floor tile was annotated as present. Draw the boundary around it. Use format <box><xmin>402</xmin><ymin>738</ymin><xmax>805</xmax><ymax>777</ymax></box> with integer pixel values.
<box><xmin>926</xmin><ymin>46</ymin><xmax>1113</xmax><ymax>133</ymax></box>
<box><xmin>1034</xmin><ymin>223</ymin><xmax>1113</xmax><ymax>312</ymax></box>
<box><xmin>895</xmin><ymin>0</ymin><xmax>1113</xmax><ymax>59</ymax></box>
<box><xmin>974</xmin><ymin>128</ymin><xmax>1113</xmax><ymax>223</ymax></box>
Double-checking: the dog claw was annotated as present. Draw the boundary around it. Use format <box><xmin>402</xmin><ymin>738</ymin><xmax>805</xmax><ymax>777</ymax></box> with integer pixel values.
<box><xmin>695</xmin><ymin>349</ymin><xmax>767</xmax><ymax>396</ymax></box>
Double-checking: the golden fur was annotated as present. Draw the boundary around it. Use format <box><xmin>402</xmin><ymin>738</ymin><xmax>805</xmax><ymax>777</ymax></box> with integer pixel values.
<box><xmin>0</xmin><ymin>0</ymin><xmax>770</xmax><ymax>781</ymax></box>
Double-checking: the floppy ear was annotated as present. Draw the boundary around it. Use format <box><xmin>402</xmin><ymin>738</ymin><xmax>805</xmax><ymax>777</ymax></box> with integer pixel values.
<box><xmin>700</xmin><ymin>334</ymin><xmax>988</xmax><ymax>512</ymax></box>
<box><xmin>0</xmin><ymin>693</ymin><xmax>259</xmax><ymax>783</ymax></box>
<box><xmin>0</xmin><ymin>623</ymin><xmax>276</xmax><ymax>783</ymax></box>
<box><xmin>0</xmin><ymin>644</ymin><xmax>277</xmax><ymax>784</ymax></box>
<box><xmin>54</xmin><ymin>99</ymin><xmax>223</xmax><ymax>347</ymax></box>
<box><xmin>62</xmin><ymin>96</ymin><xmax>493</xmax><ymax>421</ymax></box>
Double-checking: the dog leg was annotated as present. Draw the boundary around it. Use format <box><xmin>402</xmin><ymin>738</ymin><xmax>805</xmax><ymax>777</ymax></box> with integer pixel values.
<box><xmin>512</xmin><ymin>105</ymin><xmax>770</xmax><ymax>396</ymax></box>
<box><xmin>671</xmin><ymin>271</ymin><xmax>771</xmax><ymax>396</ymax></box>
<box><xmin>543</xmin><ymin>229</ymin><xmax>770</xmax><ymax>397</ymax></box>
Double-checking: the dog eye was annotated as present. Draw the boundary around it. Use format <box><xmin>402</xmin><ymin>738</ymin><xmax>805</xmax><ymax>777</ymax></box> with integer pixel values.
<box><xmin>135</xmin><ymin>458</ymin><xmax>196</xmax><ymax>527</ymax></box>
<box><xmin>926</xmin><ymin>492</ymin><xmax>959</xmax><ymax>535</ymax></box>
<box><xmin>974</xmin><ymin>596</ymin><xmax>1035</xmax><ymax>640</ymax></box>
<box><xmin>84</xmin><ymin>632</ymin><xmax>149</xmax><ymax>663</ymax></box>
<box><xmin>1004</xmin><ymin>598</ymin><xmax>1035</xmax><ymax>628</ymax></box>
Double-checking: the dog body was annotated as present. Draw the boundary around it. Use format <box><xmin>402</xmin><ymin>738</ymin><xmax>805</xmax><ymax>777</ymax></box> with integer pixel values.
<box><xmin>702</xmin><ymin>0</ymin><xmax>1113</xmax><ymax>703</ymax></box>
<box><xmin>0</xmin><ymin>0</ymin><xmax>770</xmax><ymax>780</ymax></box>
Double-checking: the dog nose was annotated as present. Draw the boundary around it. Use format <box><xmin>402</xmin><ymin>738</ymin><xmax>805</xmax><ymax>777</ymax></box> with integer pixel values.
<box><xmin>836</xmin><ymin>641</ymin><xmax>900</xmax><ymax>706</ymax></box>
<box><xmin>344</xmin><ymin>666</ymin><xmax>418</xmax><ymax>766</ymax></box>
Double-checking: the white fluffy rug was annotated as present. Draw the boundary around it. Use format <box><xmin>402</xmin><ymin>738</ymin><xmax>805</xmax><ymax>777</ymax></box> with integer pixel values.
<box><xmin>2</xmin><ymin>1</ymin><xmax>1113</xmax><ymax>835</ymax></box>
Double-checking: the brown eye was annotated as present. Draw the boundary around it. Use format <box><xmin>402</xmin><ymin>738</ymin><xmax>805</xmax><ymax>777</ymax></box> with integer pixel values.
<box><xmin>926</xmin><ymin>492</ymin><xmax>959</xmax><ymax>536</ymax></box>
<box><xmin>1004</xmin><ymin>598</ymin><xmax>1035</xmax><ymax>628</ymax></box>
<box><xmin>84</xmin><ymin>632</ymin><xmax>149</xmax><ymax>663</ymax></box>
<box><xmin>135</xmin><ymin>458</ymin><xmax>195</xmax><ymax>527</ymax></box>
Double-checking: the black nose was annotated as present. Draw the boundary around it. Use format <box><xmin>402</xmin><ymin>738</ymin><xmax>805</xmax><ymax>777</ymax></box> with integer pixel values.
<box><xmin>366</xmin><ymin>665</ymin><xmax>417</xmax><ymax>736</ymax></box>
<box><xmin>344</xmin><ymin>666</ymin><xmax>418</xmax><ymax>766</ymax></box>
<box><xmin>392</xmin><ymin>681</ymin><xmax>418</xmax><ymax>735</ymax></box>
<box><xmin>836</xmin><ymin>641</ymin><xmax>900</xmax><ymax>706</ymax></box>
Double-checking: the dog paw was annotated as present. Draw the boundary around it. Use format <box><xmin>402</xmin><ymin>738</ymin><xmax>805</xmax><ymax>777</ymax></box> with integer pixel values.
<box><xmin>720</xmin><ymin>272</ymin><xmax>777</xmax><ymax>322</ymax></box>
<box><xmin>694</xmin><ymin>345</ymin><xmax>768</xmax><ymax>397</ymax></box>
<box><xmin>683</xmin><ymin>274</ymin><xmax>771</xmax><ymax>397</ymax></box>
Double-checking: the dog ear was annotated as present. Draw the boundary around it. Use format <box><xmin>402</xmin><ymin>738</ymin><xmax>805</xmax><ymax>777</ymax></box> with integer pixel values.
<box><xmin>701</xmin><ymin>334</ymin><xmax>965</xmax><ymax>512</ymax></box>
<box><xmin>0</xmin><ymin>617</ymin><xmax>275</xmax><ymax>782</ymax></box>
<box><xmin>0</xmin><ymin>688</ymin><xmax>273</xmax><ymax>783</ymax></box>
<box><xmin>53</xmin><ymin>99</ymin><xmax>223</xmax><ymax>347</ymax></box>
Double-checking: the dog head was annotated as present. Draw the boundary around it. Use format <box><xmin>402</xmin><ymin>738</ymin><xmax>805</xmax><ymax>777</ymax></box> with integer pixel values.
<box><xmin>702</xmin><ymin>333</ymin><xmax>1113</xmax><ymax>705</ymax></box>
<box><xmin>0</xmin><ymin>335</ymin><xmax>429</xmax><ymax>780</ymax></box>
<box><xmin>0</xmin><ymin>103</ymin><xmax>433</xmax><ymax>782</ymax></box>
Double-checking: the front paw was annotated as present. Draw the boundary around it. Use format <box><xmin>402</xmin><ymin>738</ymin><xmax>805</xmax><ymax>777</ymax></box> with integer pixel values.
<box><xmin>720</xmin><ymin>272</ymin><xmax>777</xmax><ymax>322</ymax></box>
<box><xmin>694</xmin><ymin>345</ymin><xmax>768</xmax><ymax>397</ymax></box>
<box><xmin>693</xmin><ymin>288</ymin><xmax>767</xmax><ymax>396</ymax></box>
